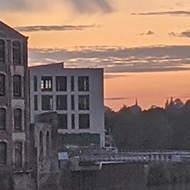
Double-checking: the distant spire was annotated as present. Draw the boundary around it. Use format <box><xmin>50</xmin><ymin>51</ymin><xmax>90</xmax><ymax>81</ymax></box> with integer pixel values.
<box><xmin>165</xmin><ymin>99</ymin><xmax>169</xmax><ymax>108</ymax></box>
<box><xmin>170</xmin><ymin>97</ymin><xmax>174</xmax><ymax>105</ymax></box>
<box><xmin>135</xmin><ymin>97</ymin><xmax>138</xmax><ymax>106</ymax></box>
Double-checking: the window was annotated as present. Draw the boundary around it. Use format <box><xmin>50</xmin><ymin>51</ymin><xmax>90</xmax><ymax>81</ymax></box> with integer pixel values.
<box><xmin>15</xmin><ymin>142</ymin><xmax>22</xmax><ymax>168</ymax></box>
<box><xmin>34</xmin><ymin>76</ymin><xmax>37</xmax><ymax>91</ymax></box>
<box><xmin>58</xmin><ymin>114</ymin><xmax>67</xmax><ymax>129</ymax></box>
<box><xmin>78</xmin><ymin>95</ymin><xmax>89</xmax><ymax>110</ymax></box>
<box><xmin>13</xmin><ymin>41</ymin><xmax>21</xmax><ymax>65</ymax></box>
<box><xmin>71</xmin><ymin>95</ymin><xmax>75</xmax><ymax>110</ymax></box>
<box><xmin>0</xmin><ymin>74</ymin><xmax>5</xmax><ymax>96</ymax></box>
<box><xmin>42</xmin><ymin>95</ymin><xmax>53</xmax><ymax>110</ymax></box>
<box><xmin>71</xmin><ymin>114</ymin><xmax>75</xmax><ymax>129</ymax></box>
<box><xmin>34</xmin><ymin>95</ymin><xmax>38</xmax><ymax>110</ymax></box>
<box><xmin>0</xmin><ymin>108</ymin><xmax>6</xmax><ymax>130</ymax></box>
<box><xmin>0</xmin><ymin>142</ymin><xmax>7</xmax><ymax>165</ymax></box>
<box><xmin>14</xmin><ymin>109</ymin><xmax>22</xmax><ymax>131</ymax></box>
<box><xmin>56</xmin><ymin>76</ymin><xmax>67</xmax><ymax>91</ymax></box>
<box><xmin>41</xmin><ymin>76</ymin><xmax>52</xmax><ymax>91</ymax></box>
<box><xmin>79</xmin><ymin>114</ymin><xmax>90</xmax><ymax>129</ymax></box>
<box><xmin>39</xmin><ymin>131</ymin><xmax>43</xmax><ymax>160</ymax></box>
<box><xmin>78</xmin><ymin>76</ymin><xmax>89</xmax><ymax>91</ymax></box>
<box><xmin>71</xmin><ymin>76</ymin><xmax>74</xmax><ymax>91</ymax></box>
<box><xmin>13</xmin><ymin>75</ymin><xmax>22</xmax><ymax>97</ymax></box>
<box><xmin>56</xmin><ymin>95</ymin><xmax>67</xmax><ymax>110</ymax></box>
<box><xmin>0</xmin><ymin>39</ymin><xmax>5</xmax><ymax>64</ymax></box>
<box><xmin>46</xmin><ymin>131</ymin><xmax>50</xmax><ymax>156</ymax></box>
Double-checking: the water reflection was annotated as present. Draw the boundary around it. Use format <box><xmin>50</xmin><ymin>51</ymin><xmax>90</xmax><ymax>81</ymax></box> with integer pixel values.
<box><xmin>147</xmin><ymin>183</ymin><xmax>190</xmax><ymax>190</ymax></box>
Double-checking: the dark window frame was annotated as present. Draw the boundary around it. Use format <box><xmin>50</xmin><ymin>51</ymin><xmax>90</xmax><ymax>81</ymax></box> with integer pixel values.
<box><xmin>13</xmin><ymin>41</ymin><xmax>22</xmax><ymax>65</ymax></box>
<box><xmin>78</xmin><ymin>95</ymin><xmax>90</xmax><ymax>110</ymax></box>
<box><xmin>79</xmin><ymin>114</ymin><xmax>90</xmax><ymax>129</ymax></box>
<box><xmin>41</xmin><ymin>95</ymin><xmax>53</xmax><ymax>110</ymax></box>
<box><xmin>56</xmin><ymin>76</ymin><xmax>67</xmax><ymax>91</ymax></box>
<box><xmin>71</xmin><ymin>76</ymin><xmax>74</xmax><ymax>91</ymax></box>
<box><xmin>34</xmin><ymin>76</ymin><xmax>37</xmax><ymax>91</ymax></box>
<box><xmin>13</xmin><ymin>75</ymin><xmax>22</xmax><ymax>97</ymax></box>
<box><xmin>0</xmin><ymin>108</ymin><xmax>6</xmax><ymax>130</ymax></box>
<box><xmin>34</xmin><ymin>95</ymin><xmax>38</xmax><ymax>110</ymax></box>
<box><xmin>71</xmin><ymin>114</ymin><xmax>75</xmax><ymax>129</ymax></box>
<box><xmin>0</xmin><ymin>39</ymin><xmax>5</xmax><ymax>64</ymax></box>
<box><xmin>46</xmin><ymin>131</ymin><xmax>50</xmax><ymax>156</ymax></box>
<box><xmin>39</xmin><ymin>131</ymin><xmax>43</xmax><ymax>160</ymax></box>
<box><xmin>56</xmin><ymin>95</ymin><xmax>67</xmax><ymax>110</ymax></box>
<box><xmin>71</xmin><ymin>95</ymin><xmax>75</xmax><ymax>110</ymax></box>
<box><xmin>0</xmin><ymin>74</ymin><xmax>5</xmax><ymax>96</ymax></box>
<box><xmin>14</xmin><ymin>108</ymin><xmax>22</xmax><ymax>131</ymax></box>
<box><xmin>14</xmin><ymin>141</ymin><xmax>22</xmax><ymax>168</ymax></box>
<box><xmin>78</xmin><ymin>76</ymin><xmax>89</xmax><ymax>91</ymax></box>
<box><xmin>0</xmin><ymin>142</ymin><xmax>7</xmax><ymax>166</ymax></box>
<box><xmin>58</xmin><ymin>114</ymin><xmax>68</xmax><ymax>129</ymax></box>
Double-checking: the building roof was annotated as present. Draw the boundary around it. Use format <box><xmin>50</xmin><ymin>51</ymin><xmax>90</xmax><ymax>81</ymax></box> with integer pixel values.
<box><xmin>0</xmin><ymin>20</ymin><xmax>27</xmax><ymax>39</ymax></box>
<box><xmin>29</xmin><ymin>62</ymin><xmax>103</xmax><ymax>71</ymax></box>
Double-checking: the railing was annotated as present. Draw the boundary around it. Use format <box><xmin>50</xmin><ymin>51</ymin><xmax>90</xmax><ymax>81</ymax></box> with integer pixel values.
<box><xmin>78</xmin><ymin>151</ymin><xmax>190</xmax><ymax>163</ymax></box>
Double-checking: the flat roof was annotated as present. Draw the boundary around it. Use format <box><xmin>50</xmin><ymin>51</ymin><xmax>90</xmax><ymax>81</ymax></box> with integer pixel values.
<box><xmin>29</xmin><ymin>62</ymin><xmax>103</xmax><ymax>71</ymax></box>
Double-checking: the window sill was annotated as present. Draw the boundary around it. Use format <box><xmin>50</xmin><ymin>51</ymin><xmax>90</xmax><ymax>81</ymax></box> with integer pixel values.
<box><xmin>13</xmin><ymin>130</ymin><xmax>24</xmax><ymax>133</ymax></box>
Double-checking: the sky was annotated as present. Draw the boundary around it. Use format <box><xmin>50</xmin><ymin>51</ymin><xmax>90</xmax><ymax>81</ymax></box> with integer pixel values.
<box><xmin>1</xmin><ymin>0</ymin><xmax>190</xmax><ymax>110</ymax></box>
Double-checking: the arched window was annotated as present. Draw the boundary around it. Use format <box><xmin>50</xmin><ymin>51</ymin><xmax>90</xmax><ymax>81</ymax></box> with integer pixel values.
<box><xmin>39</xmin><ymin>131</ymin><xmax>43</xmax><ymax>160</ymax></box>
<box><xmin>0</xmin><ymin>39</ymin><xmax>5</xmax><ymax>64</ymax></box>
<box><xmin>0</xmin><ymin>142</ymin><xmax>7</xmax><ymax>165</ymax></box>
<box><xmin>13</xmin><ymin>41</ymin><xmax>21</xmax><ymax>65</ymax></box>
<box><xmin>0</xmin><ymin>108</ymin><xmax>6</xmax><ymax>130</ymax></box>
<box><xmin>46</xmin><ymin>131</ymin><xmax>50</xmax><ymax>156</ymax></box>
<box><xmin>13</xmin><ymin>75</ymin><xmax>22</xmax><ymax>97</ymax></box>
<box><xmin>15</xmin><ymin>141</ymin><xmax>22</xmax><ymax>168</ymax></box>
<box><xmin>0</xmin><ymin>74</ymin><xmax>5</xmax><ymax>96</ymax></box>
<box><xmin>14</xmin><ymin>109</ymin><xmax>22</xmax><ymax>131</ymax></box>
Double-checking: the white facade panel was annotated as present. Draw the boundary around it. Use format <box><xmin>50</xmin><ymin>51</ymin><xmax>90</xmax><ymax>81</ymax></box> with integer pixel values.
<box><xmin>29</xmin><ymin>63</ymin><xmax>105</xmax><ymax>147</ymax></box>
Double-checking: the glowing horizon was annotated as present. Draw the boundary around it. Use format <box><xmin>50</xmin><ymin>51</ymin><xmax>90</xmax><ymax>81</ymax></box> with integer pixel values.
<box><xmin>1</xmin><ymin>0</ymin><xmax>190</xmax><ymax>110</ymax></box>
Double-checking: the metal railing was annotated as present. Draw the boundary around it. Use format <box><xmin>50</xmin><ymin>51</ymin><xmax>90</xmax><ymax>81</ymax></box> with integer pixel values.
<box><xmin>78</xmin><ymin>151</ymin><xmax>190</xmax><ymax>163</ymax></box>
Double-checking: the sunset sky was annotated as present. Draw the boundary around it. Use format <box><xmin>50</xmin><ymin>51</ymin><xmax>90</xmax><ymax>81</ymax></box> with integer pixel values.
<box><xmin>1</xmin><ymin>0</ymin><xmax>190</xmax><ymax>110</ymax></box>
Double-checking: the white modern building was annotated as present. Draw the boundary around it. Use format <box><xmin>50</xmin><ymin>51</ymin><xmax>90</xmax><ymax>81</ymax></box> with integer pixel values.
<box><xmin>29</xmin><ymin>63</ymin><xmax>105</xmax><ymax>147</ymax></box>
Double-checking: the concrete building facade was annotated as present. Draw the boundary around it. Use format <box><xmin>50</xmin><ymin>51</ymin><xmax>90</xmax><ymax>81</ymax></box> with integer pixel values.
<box><xmin>0</xmin><ymin>21</ymin><xmax>30</xmax><ymax>173</ymax></box>
<box><xmin>29</xmin><ymin>63</ymin><xmax>105</xmax><ymax>147</ymax></box>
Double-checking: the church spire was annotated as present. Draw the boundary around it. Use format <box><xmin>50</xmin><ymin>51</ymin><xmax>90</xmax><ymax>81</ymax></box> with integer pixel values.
<box><xmin>135</xmin><ymin>97</ymin><xmax>138</xmax><ymax>106</ymax></box>
<box><xmin>170</xmin><ymin>97</ymin><xmax>174</xmax><ymax>105</ymax></box>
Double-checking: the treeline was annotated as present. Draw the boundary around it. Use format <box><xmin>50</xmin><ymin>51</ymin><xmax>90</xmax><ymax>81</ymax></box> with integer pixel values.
<box><xmin>105</xmin><ymin>100</ymin><xmax>190</xmax><ymax>151</ymax></box>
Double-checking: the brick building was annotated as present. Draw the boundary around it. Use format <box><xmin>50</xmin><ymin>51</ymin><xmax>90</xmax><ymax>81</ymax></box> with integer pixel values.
<box><xmin>0</xmin><ymin>20</ymin><xmax>30</xmax><ymax>173</ymax></box>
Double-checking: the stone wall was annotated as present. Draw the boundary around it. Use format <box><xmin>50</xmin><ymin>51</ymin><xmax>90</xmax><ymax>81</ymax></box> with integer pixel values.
<box><xmin>62</xmin><ymin>162</ymin><xmax>146</xmax><ymax>190</ymax></box>
<box><xmin>14</xmin><ymin>173</ymin><xmax>36</xmax><ymax>190</ymax></box>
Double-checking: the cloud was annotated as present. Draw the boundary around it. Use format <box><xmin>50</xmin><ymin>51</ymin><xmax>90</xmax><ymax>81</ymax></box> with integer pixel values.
<box><xmin>28</xmin><ymin>45</ymin><xmax>190</xmax><ymax>74</ymax></box>
<box><xmin>0</xmin><ymin>0</ymin><xmax>29</xmax><ymax>10</ymax></box>
<box><xmin>105</xmin><ymin>97</ymin><xmax>130</xmax><ymax>101</ymax></box>
<box><xmin>132</xmin><ymin>10</ymin><xmax>190</xmax><ymax>16</ymax></box>
<box><xmin>66</xmin><ymin>0</ymin><xmax>113</xmax><ymax>13</ymax></box>
<box><xmin>14</xmin><ymin>25</ymin><xmax>97</xmax><ymax>32</ymax></box>
<box><xmin>0</xmin><ymin>0</ymin><xmax>114</xmax><ymax>14</ymax></box>
<box><xmin>104</xmin><ymin>74</ymin><xmax>128</xmax><ymax>79</ymax></box>
<box><xmin>140</xmin><ymin>30</ymin><xmax>155</xmax><ymax>36</ymax></box>
<box><xmin>169</xmin><ymin>30</ymin><xmax>190</xmax><ymax>38</ymax></box>
<box><xmin>0</xmin><ymin>0</ymin><xmax>45</xmax><ymax>12</ymax></box>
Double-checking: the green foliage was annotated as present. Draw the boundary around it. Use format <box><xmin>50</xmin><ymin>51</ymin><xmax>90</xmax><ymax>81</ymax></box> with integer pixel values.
<box><xmin>105</xmin><ymin>102</ymin><xmax>190</xmax><ymax>151</ymax></box>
